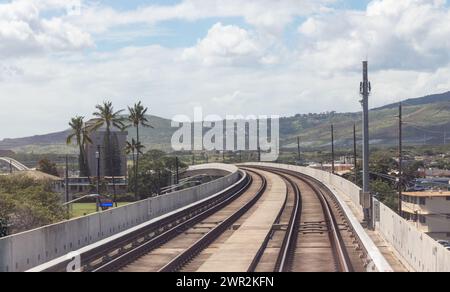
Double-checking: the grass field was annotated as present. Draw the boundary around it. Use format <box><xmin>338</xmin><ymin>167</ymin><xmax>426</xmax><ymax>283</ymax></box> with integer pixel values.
<box><xmin>71</xmin><ymin>203</ymin><xmax>132</xmax><ymax>218</ymax></box>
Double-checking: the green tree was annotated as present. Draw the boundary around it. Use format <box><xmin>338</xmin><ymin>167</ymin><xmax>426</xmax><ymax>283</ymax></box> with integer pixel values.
<box><xmin>403</xmin><ymin>160</ymin><xmax>425</xmax><ymax>186</ymax></box>
<box><xmin>125</xmin><ymin>138</ymin><xmax>144</xmax><ymax>199</ymax></box>
<box><xmin>128</xmin><ymin>101</ymin><xmax>153</xmax><ymax>199</ymax></box>
<box><xmin>67</xmin><ymin>116</ymin><xmax>92</xmax><ymax>177</ymax></box>
<box><xmin>37</xmin><ymin>159</ymin><xmax>59</xmax><ymax>177</ymax></box>
<box><xmin>371</xmin><ymin>179</ymin><xmax>398</xmax><ymax>211</ymax></box>
<box><xmin>128</xmin><ymin>150</ymin><xmax>187</xmax><ymax>199</ymax></box>
<box><xmin>0</xmin><ymin>218</ymin><xmax>8</xmax><ymax>238</ymax></box>
<box><xmin>91</xmin><ymin>101</ymin><xmax>126</xmax><ymax>177</ymax></box>
<box><xmin>370</xmin><ymin>151</ymin><xmax>397</xmax><ymax>175</ymax></box>
<box><xmin>0</xmin><ymin>175</ymin><xmax>67</xmax><ymax>234</ymax></box>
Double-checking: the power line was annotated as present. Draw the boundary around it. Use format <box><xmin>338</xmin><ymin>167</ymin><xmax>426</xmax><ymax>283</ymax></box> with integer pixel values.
<box><xmin>403</xmin><ymin>122</ymin><xmax>448</xmax><ymax>135</ymax></box>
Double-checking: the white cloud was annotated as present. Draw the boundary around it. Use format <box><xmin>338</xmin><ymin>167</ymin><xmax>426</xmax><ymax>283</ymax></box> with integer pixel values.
<box><xmin>182</xmin><ymin>23</ymin><xmax>265</xmax><ymax>66</ymax></box>
<box><xmin>0</xmin><ymin>0</ymin><xmax>93</xmax><ymax>58</ymax></box>
<box><xmin>69</xmin><ymin>0</ymin><xmax>332</xmax><ymax>35</ymax></box>
<box><xmin>0</xmin><ymin>0</ymin><xmax>450</xmax><ymax>140</ymax></box>
<box><xmin>297</xmin><ymin>0</ymin><xmax>450</xmax><ymax>72</ymax></box>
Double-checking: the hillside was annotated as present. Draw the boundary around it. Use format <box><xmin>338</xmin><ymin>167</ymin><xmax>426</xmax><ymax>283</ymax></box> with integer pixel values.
<box><xmin>0</xmin><ymin>116</ymin><xmax>177</xmax><ymax>154</ymax></box>
<box><xmin>0</xmin><ymin>91</ymin><xmax>449</xmax><ymax>154</ymax></box>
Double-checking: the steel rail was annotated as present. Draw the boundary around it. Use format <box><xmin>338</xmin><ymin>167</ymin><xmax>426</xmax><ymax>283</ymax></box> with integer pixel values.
<box><xmin>34</xmin><ymin>171</ymin><xmax>250</xmax><ymax>272</ymax></box>
<box><xmin>246</xmin><ymin>166</ymin><xmax>353</xmax><ymax>272</ymax></box>
<box><xmin>280</xmin><ymin>170</ymin><xmax>353</xmax><ymax>272</ymax></box>
<box><xmin>92</xmin><ymin>171</ymin><xmax>253</xmax><ymax>272</ymax></box>
<box><xmin>273</xmin><ymin>173</ymin><xmax>301</xmax><ymax>272</ymax></box>
<box><xmin>158</xmin><ymin>169</ymin><xmax>267</xmax><ymax>272</ymax></box>
<box><xmin>245</xmin><ymin>169</ymin><xmax>289</xmax><ymax>273</ymax></box>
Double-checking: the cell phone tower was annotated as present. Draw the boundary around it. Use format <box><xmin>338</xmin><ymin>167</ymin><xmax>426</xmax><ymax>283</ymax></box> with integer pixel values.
<box><xmin>360</xmin><ymin>61</ymin><xmax>372</xmax><ymax>227</ymax></box>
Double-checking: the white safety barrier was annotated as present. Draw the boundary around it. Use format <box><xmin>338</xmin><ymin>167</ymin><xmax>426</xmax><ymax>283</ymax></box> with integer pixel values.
<box><xmin>243</xmin><ymin>163</ymin><xmax>450</xmax><ymax>272</ymax></box>
<box><xmin>376</xmin><ymin>200</ymin><xmax>450</xmax><ymax>272</ymax></box>
<box><xmin>0</xmin><ymin>164</ymin><xmax>239</xmax><ymax>272</ymax></box>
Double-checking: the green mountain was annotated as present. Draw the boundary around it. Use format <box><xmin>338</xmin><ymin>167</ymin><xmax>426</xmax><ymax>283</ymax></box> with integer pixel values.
<box><xmin>282</xmin><ymin>91</ymin><xmax>450</xmax><ymax>149</ymax></box>
<box><xmin>0</xmin><ymin>91</ymin><xmax>449</xmax><ymax>154</ymax></box>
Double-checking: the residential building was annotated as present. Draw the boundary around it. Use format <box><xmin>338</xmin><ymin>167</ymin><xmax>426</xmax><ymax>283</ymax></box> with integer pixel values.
<box><xmin>402</xmin><ymin>191</ymin><xmax>450</xmax><ymax>241</ymax></box>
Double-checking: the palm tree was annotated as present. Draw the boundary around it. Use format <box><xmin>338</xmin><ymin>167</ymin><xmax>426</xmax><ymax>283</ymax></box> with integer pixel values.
<box><xmin>125</xmin><ymin>139</ymin><xmax>144</xmax><ymax>198</ymax></box>
<box><xmin>91</xmin><ymin>101</ymin><xmax>126</xmax><ymax>177</ymax></box>
<box><xmin>67</xmin><ymin>116</ymin><xmax>92</xmax><ymax>177</ymax></box>
<box><xmin>128</xmin><ymin>101</ymin><xmax>153</xmax><ymax>199</ymax></box>
<box><xmin>125</xmin><ymin>139</ymin><xmax>137</xmax><ymax>174</ymax></box>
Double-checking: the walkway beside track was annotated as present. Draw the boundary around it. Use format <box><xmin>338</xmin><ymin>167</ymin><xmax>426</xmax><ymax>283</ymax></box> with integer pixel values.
<box><xmin>331</xmin><ymin>186</ymin><xmax>408</xmax><ymax>272</ymax></box>
<box><xmin>241</xmin><ymin>163</ymin><xmax>403</xmax><ymax>272</ymax></box>
<box><xmin>197</xmin><ymin>169</ymin><xmax>286</xmax><ymax>272</ymax></box>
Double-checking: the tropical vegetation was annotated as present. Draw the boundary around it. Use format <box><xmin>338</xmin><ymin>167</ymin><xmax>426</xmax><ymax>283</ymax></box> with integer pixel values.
<box><xmin>66</xmin><ymin>116</ymin><xmax>92</xmax><ymax>177</ymax></box>
<box><xmin>127</xmin><ymin>101</ymin><xmax>153</xmax><ymax>199</ymax></box>
<box><xmin>0</xmin><ymin>175</ymin><xmax>67</xmax><ymax>236</ymax></box>
<box><xmin>90</xmin><ymin>101</ymin><xmax>127</xmax><ymax>177</ymax></box>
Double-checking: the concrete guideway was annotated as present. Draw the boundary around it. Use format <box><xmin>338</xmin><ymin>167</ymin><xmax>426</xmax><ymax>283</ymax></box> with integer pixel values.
<box><xmin>0</xmin><ymin>157</ymin><xmax>30</xmax><ymax>171</ymax></box>
<box><xmin>158</xmin><ymin>165</ymin><xmax>371</xmax><ymax>272</ymax></box>
<box><xmin>118</xmin><ymin>170</ymin><xmax>265</xmax><ymax>272</ymax></box>
<box><xmin>197</xmin><ymin>169</ymin><xmax>287</xmax><ymax>272</ymax></box>
<box><xmin>23</xmin><ymin>163</ymin><xmax>391</xmax><ymax>272</ymax></box>
<box><xmin>1</xmin><ymin>164</ymin><xmax>241</xmax><ymax>272</ymax></box>
<box><xmin>240</xmin><ymin>163</ymin><xmax>395</xmax><ymax>272</ymax></box>
<box><xmin>240</xmin><ymin>163</ymin><xmax>450</xmax><ymax>272</ymax></box>
<box><xmin>6</xmin><ymin>162</ymin><xmax>447</xmax><ymax>272</ymax></box>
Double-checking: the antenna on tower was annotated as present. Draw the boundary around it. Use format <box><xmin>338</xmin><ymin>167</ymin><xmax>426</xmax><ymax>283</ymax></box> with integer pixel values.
<box><xmin>360</xmin><ymin>60</ymin><xmax>372</xmax><ymax>229</ymax></box>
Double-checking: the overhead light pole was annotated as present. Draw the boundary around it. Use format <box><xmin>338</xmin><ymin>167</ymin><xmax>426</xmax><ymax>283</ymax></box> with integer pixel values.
<box><xmin>360</xmin><ymin>61</ymin><xmax>372</xmax><ymax>227</ymax></box>
<box><xmin>95</xmin><ymin>146</ymin><xmax>101</xmax><ymax>212</ymax></box>
<box><xmin>398</xmin><ymin>102</ymin><xmax>403</xmax><ymax>216</ymax></box>
<box><xmin>353</xmin><ymin>124</ymin><xmax>358</xmax><ymax>184</ymax></box>
<box><xmin>331</xmin><ymin>125</ymin><xmax>335</xmax><ymax>174</ymax></box>
<box><xmin>65</xmin><ymin>155</ymin><xmax>70</xmax><ymax>210</ymax></box>
<box><xmin>176</xmin><ymin>156</ymin><xmax>179</xmax><ymax>185</ymax></box>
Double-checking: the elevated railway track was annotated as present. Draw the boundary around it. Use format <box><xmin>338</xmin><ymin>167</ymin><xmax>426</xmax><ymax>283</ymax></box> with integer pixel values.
<box><xmin>26</xmin><ymin>164</ymin><xmax>382</xmax><ymax>273</ymax></box>
<box><xmin>73</xmin><ymin>166</ymin><xmax>370</xmax><ymax>272</ymax></box>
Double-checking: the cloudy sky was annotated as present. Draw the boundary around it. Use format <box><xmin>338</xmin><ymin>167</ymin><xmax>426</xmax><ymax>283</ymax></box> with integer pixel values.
<box><xmin>0</xmin><ymin>0</ymin><xmax>449</xmax><ymax>139</ymax></box>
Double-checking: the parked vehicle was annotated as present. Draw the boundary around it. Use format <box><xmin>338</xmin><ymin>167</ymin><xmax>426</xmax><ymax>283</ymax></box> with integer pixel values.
<box><xmin>437</xmin><ymin>240</ymin><xmax>450</xmax><ymax>247</ymax></box>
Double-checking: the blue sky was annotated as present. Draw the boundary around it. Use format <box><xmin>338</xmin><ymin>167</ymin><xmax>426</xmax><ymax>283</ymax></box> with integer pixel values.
<box><xmin>0</xmin><ymin>0</ymin><xmax>449</xmax><ymax>138</ymax></box>
<box><xmin>87</xmin><ymin>0</ymin><xmax>373</xmax><ymax>51</ymax></box>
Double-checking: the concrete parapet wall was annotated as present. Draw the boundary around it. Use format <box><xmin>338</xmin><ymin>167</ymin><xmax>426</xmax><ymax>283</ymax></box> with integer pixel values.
<box><xmin>243</xmin><ymin>163</ymin><xmax>450</xmax><ymax>272</ymax></box>
<box><xmin>0</xmin><ymin>164</ymin><xmax>239</xmax><ymax>272</ymax></box>
<box><xmin>241</xmin><ymin>163</ymin><xmax>363</xmax><ymax>213</ymax></box>
<box><xmin>376</xmin><ymin>200</ymin><xmax>450</xmax><ymax>272</ymax></box>
<box><xmin>242</xmin><ymin>162</ymin><xmax>391</xmax><ymax>272</ymax></box>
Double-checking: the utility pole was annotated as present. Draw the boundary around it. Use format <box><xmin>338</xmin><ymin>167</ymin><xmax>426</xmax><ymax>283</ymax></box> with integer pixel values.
<box><xmin>158</xmin><ymin>170</ymin><xmax>161</xmax><ymax>196</ymax></box>
<box><xmin>257</xmin><ymin>118</ymin><xmax>261</xmax><ymax>163</ymax></box>
<box><xmin>398</xmin><ymin>103</ymin><xmax>403</xmax><ymax>216</ymax></box>
<box><xmin>192</xmin><ymin>154</ymin><xmax>195</xmax><ymax>165</ymax></box>
<box><xmin>297</xmin><ymin>137</ymin><xmax>301</xmax><ymax>162</ymax></box>
<box><xmin>65</xmin><ymin>155</ymin><xmax>70</xmax><ymax>208</ymax></box>
<box><xmin>111</xmin><ymin>155</ymin><xmax>117</xmax><ymax>207</ymax></box>
<box><xmin>360</xmin><ymin>60</ymin><xmax>372</xmax><ymax>227</ymax></box>
<box><xmin>96</xmin><ymin>146</ymin><xmax>101</xmax><ymax>212</ymax></box>
<box><xmin>331</xmin><ymin>125</ymin><xmax>335</xmax><ymax>174</ymax></box>
<box><xmin>353</xmin><ymin>124</ymin><xmax>358</xmax><ymax>184</ymax></box>
<box><xmin>175</xmin><ymin>157</ymin><xmax>179</xmax><ymax>185</ymax></box>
